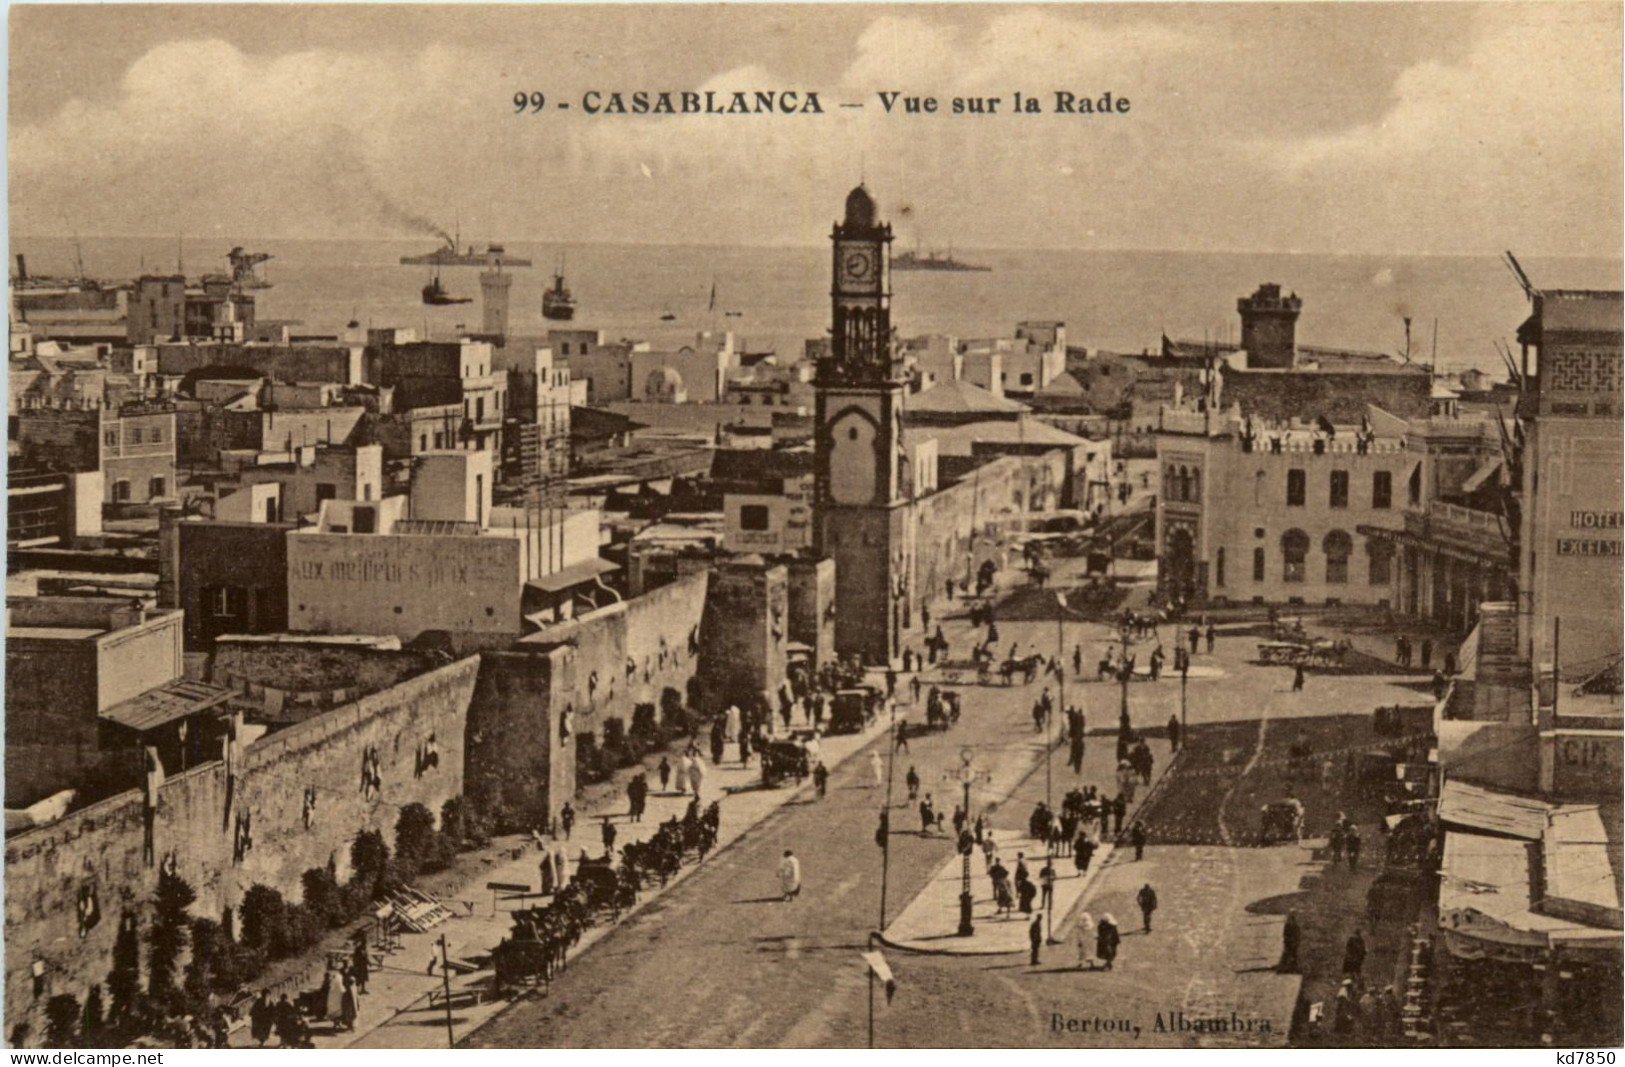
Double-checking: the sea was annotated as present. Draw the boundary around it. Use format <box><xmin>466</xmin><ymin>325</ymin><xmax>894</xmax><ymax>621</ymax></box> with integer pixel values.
<box><xmin>16</xmin><ymin>237</ymin><xmax>1622</xmax><ymax>377</ymax></box>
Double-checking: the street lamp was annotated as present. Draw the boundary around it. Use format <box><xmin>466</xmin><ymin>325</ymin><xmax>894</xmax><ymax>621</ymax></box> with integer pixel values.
<box><xmin>955</xmin><ymin>746</ymin><xmax>988</xmax><ymax>937</ymax></box>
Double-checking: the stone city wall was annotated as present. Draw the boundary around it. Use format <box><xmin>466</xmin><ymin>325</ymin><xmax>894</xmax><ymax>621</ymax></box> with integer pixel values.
<box><xmin>3</xmin><ymin>657</ymin><xmax>480</xmax><ymax>1043</ymax></box>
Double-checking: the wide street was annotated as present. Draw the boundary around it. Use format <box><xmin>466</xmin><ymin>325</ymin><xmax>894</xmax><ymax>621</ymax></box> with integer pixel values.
<box><xmin>467</xmin><ymin>572</ymin><xmax>1437</xmax><ymax>1049</ymax></box>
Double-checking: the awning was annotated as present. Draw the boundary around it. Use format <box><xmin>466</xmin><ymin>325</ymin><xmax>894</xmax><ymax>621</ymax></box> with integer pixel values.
<box><xmin>100</xmin><ymin>680</ymin><xmax>234</xmax><ymax>733</ymax></box>
<box><xmin>1438</xmin><ymin>780</ymin><xmax>1551</xmax><ymax>840</ymax></box>
<box><xmin>525</xmin><ymin>557</ymin><xmax>620</xmax><ymax>595</ymax></box>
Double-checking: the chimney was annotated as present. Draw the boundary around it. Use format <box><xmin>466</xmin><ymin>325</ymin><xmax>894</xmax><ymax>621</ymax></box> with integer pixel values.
<box><xmin>480</xmin><ymin>269</ymin><xmax>512</xmax><ymax>341</ymax></box>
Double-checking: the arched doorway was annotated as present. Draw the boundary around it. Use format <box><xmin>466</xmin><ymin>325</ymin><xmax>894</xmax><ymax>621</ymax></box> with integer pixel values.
<box><xmin>1165</xmin><ymin>525</ymin><xmax>1197</xmax><ymax>602</ymax></box>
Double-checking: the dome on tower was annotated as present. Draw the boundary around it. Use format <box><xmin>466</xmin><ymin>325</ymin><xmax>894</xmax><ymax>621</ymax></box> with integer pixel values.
<box><xmin>844</xmin><ymin>184</ymin><xmax>878</xmax><ymax>227</ymax></box>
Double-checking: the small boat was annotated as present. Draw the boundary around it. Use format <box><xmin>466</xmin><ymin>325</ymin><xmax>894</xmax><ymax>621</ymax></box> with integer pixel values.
<box><xmin>542</xmin><ymin>263</ymin><xmax>576</xmax><ymax>321</ymax></box>
<box><xmin>725</xmin><ymin>310</ymin><xmax>743</xmax><ymax>318</ymax></box>
<box><xmin>422</xmin><ymin>273</ymin><xmax>472</xmax><ymax>306</ymax></box>
<box><xmin>660</xmin><ymin>311</ymin><xmax>677</xmax><ymax>322</ymax></box>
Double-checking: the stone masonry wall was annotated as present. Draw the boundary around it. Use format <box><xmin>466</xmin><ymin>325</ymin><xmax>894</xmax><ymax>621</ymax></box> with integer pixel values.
<box><xmin>3</xmin><ymin>657</ymin><xmax>479</xmax><ymax>1044</ymax></box>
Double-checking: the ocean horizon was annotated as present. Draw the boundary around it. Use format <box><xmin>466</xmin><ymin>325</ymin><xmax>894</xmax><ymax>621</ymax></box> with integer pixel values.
<box><xmin>15</xmin><ymin>236</ymin><xmax>1622</xmax><ymax>378</ymax></box>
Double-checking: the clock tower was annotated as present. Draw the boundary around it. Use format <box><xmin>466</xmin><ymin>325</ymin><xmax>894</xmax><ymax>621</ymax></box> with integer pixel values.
<box><xmin>815</xmin><ymin>184</ymin><xmax>911</xmax><ymax>664</ymax></box>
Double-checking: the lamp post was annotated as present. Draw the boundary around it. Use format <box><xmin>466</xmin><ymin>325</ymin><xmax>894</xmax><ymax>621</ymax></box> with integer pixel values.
<box><xmin>955</xmin><ymin>746</ymin><xmax>988</xmax><ymax>937</ymax></box>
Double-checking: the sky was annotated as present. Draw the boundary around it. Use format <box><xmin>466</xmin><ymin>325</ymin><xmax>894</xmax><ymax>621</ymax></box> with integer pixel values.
<box><xmin>9</xmin><ymin>3</ymin><xmax>1622</xmax><ymax>256</ymax></box>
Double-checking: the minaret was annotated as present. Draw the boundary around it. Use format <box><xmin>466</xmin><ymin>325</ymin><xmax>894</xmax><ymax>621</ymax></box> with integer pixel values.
<box><xmin>814</xmin><ymin>184</ymin><xmax>910</xmax><ymax>664</ymax></box>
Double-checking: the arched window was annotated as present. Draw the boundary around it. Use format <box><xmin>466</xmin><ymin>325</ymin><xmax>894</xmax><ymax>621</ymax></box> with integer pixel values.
<box><xmin>1214</xmin><ymin>546</ymin><xmax>1226</xmax><ymax>587</ymax></box>
<box><xmin>1367</xmin><ymin>538</ymin><xmax>1395</xmax><ymax>585</ymax></box>
<box><xmin>1253</xmin><ymin>547</ymin><xmax>1266</xmax><ymax>582</ymax></box>
<box><xmin>1166</xmin><ymin>464</ymin><xmax>1179</xmax><ymax>500</ymax></box>
<box><xmin>1179</xmin><ymin>466</ymin><xmax>1192</xmax><ymax>502</ymax></box>
<box><xmin>1281</xmin><ymin>529</ymin><xmax>1309</xmax><ymax>583</ymax></box>
<box><xmin>1323</xmin><ymin>530</ymin><xmax>1352</xmax><ymax>584</ymax></box>
<box><xmin>1190</xmin><ymin>469</ymin><xmax>1201</xmax><ymax>504</ymax></box>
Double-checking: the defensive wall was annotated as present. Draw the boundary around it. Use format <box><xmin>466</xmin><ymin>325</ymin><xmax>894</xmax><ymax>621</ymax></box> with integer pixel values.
<box><xmin>3</xmin><ymin>656</ymin><xmax>479</xmax><ymax>1043</ymax></box>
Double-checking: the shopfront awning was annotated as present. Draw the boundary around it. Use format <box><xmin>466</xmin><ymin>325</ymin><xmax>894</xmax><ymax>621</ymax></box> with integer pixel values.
<box><xmin>1438</xmin><ymin>780</ymin><xmax>1551</xmax><ymax>840</ymax></box>
<box><xmin>525</xmin><ymin>557</ymin><xmax>620</xmax><ymax>595</ymax></box>
<box><xmin>100</xmin><ymin>680</ymin><xmax>234</xmax><ymax>734</ymax></box>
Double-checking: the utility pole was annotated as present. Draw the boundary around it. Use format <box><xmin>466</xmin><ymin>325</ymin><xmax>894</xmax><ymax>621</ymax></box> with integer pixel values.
<box><xmin>437</xmin><ymin>934</ymin><xmax>455</xmax><ymax>1048</ymax></box>
<box><xmin>1180</xmin><ymin>653</ymin><xmax>1190</xmax><ymax>744</ymax></box>
<box><xmin>879</xmin><ymin>718</ymin><xmax>898</xmax><ymax>930</ymax></box>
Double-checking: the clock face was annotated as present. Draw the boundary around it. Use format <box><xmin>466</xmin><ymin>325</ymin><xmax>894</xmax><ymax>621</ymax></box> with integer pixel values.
<box><xmin>841</xmin><ymin>249</ymin><xmax>876</xmax><ymax>288</ymax></box>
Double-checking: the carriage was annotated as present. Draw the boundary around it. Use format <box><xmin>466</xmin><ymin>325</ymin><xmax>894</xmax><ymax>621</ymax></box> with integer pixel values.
<box><xmin>828</xmin><ymin>686</ymin><xmax>878</xmax><ymax>735</ymax></box>
<box><xmin>760</xmin><ymin>739</ymin><xmax>810</xmax><ymax>787</ymax></box>
<box><xmin>1258</xmin><ymin>800</ymin><xmax>1305</xmax><ymax>845</ymax></box>
<box><xmin>1258</xmin><ymin>638</ymin><xmax>1352</xmax><ymax>668</ymax></box>
<box><xmin>573</xmin><ymin>856</ymin><xmax>636</xmax><ymax>919</ymax></box>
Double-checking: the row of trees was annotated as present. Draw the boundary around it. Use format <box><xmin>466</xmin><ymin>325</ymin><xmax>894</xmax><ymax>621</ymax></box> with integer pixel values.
<box><xmin>34</xmin><ymin>798</ymin><xmax>478</xmax><ymax>1049</ymax></box>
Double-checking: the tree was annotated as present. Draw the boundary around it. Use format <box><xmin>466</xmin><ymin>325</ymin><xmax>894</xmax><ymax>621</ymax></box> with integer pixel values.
<box><xmin>147</xmin><ymin>868</ymin><xmax>196</xmax><ymax>1005</ymax></box>
<box><xmin>302</xmin><ymin>866</ymin><xmax>345</xmax><ymax>929</ymax></box>
<box><xmin>43</xmin><ymin>994</ymin><xmax>81</xmax><ymax>1048</ymax></box>
<box><xmin>106</xmin><ymin>913</ymin><xmax>143</xmax><ymax>1032</ymax></box>
<box><xmin>237</xmin><ymin>885</ymin><xmax>286</xmax><ymax>956</ymax></box>
<box><xmin>394</xmin><ymin>803</ymin><xmax>437</xmax><ymax>880</ymax></box>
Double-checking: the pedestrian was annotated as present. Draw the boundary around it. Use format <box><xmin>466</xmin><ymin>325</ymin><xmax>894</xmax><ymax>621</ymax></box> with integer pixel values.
<box><xmin>1333</xmin><ymin>981</ymin><xmax>1358</xmax><ymax>1038</ymax></box>
<box><xmin>894</xmin><ymin>720</ymin><xmax>910</xmax><ymax>755</ymax></box>
<box><xmin>909</xmin><ymin>674</ymin><xmax>922</xmax><ymax>705</ymax></box>
<box><xmin>1130</xmin><ymin>823</ymin><xmax>1147</xmax><ymax>861</ymax></box>
<box><xmin>885</xmin><ymin>667</ymin><xmax>897</xmax><ymax>699</ymax></box>
<box><xmin>906</xmin><ymin>765</ymin><xmax>920</xmax><ymax>801</ymax></box>
<box><xmin>989</xmin><ymin>857</ymin><xmax>1012</xmax><ymax>916</ymax></box>
<box><xmin>1292</xmin><ymin>663</ymin><xmax>1306</xmax><ymax>692</ymax></box>
<box><xmin>1040</xmin><ymin>860</ymin><xmax>1056</xmax><ymax>912</ymax></box>
<box><xmin>918</xmin><ymin>794</ymin><xmax>935</xmax><ymax>834</ymax></box>
<box><xmin>982</xmin><ymin>832</ymin><xmax>996</xmax><ymax>871</ymax></box>
<box><xmin>273</xmin><ymin>994</ymin><xmax>300</xmax><ymax>1048</ymax></box>
<box><xmin>1188</xmin><ymin>626</ymin><xmax>1200</xmax><ymax>655</ymax></box>
<box><xmin>627</xmin><ymin>775</ymin><xmax>642</xmax><ymax>822</ymax></box>
<box><xmin>813</xmin><ymin>760</ymin><xmax>829</xmax><ymax>799</ymax></box>
<box><xmin>658</xmin><ymin>756</ymin><xmax>671</xmax><ymax>790</ymax></box>
<box><xmin>1279</xmin><ymin>910</ymin><xmax>1301</xmax><ymax>972</ymax></box>
<box><xmin>922</xmin><ymin>603</ymin><xmax>931</xmax><ymax>632</ymax></box>
<box><xmin>1112</xmin><ymin>795</ymin><xmax>1126</xmax><ymax>835</ymax></box>
<box><xmin>601</xmin><ymin>817</ymin><xmax>617</xmax><ymax>858</ymax></box>
<box><xmin>777</xmin><ymin>849</ymin><xmax>802</xmax><ymax>902</ymax></box>
<box><xmin>1167</xmin><ymin>713</ymin><xmax>1181</xmax><ymax>752</ymax></box>
<box><xmin>1029</xmin><ymin>912</ymin><xmax>1044</xmax><ymax>966</ymax></box>
<box><xmin>1346</xmin><ymin>824</ymin><xmax>1362</xmax><ymax>869</ymax></box>
<box><xmin>1420</xmin><ymin>638</ymin><xmax>1433</xmax><ymax>670</ymax></box>
<box><xmin>952</xmin><ymin>805</ymin><xmax>966</xmax><ymax>837</ymax></box>
<box><xmin>1096</xmin><ymin>914</ymin><xmax>1120</xmax><ymax>970</ymax></box>
<box><xmin>739</xmin><ymin>731</ymin><xmax>753</xmax><ymax>767</ymax></box>
<box><xmin>249</xmin><ymin>991</ymin><xmax>273</xmax><ymax>1047</ymax></box>
<box><xmin>351</xmin><ymin>935</ymin><xmax>371</xmax><ymax>995</ymax></box>
<box><xmin>1343</xmin><ymin>928</ymin><xmax>1367</xmax><ymax>977</ymax></box>
<box><xmin>1018</xmin><ymin>876</ymin><xmax>1037</xmax><ymax>915</ymax></box>
<box><xmin>690</xmin><ymin>754</ymin><xmax>706</xmax><ymax>798</ymax></box>
<box><xmin>869</xmin><ymin>750</ymin><xmax>885</xmax><ymax>789</ymax></box>
<box><xmin>710</xmin><ymin>727</ymin><xmax>726</xmax><ymax>767</ymax></box>
<box><xmin>1136</xmin><ymin>883</ymin><xmax>1158</xmax><ymax>932</ymax></box>
<box><xmin>340</xmin><ymin>973</ymin><xmax>358</xmax><ymax>1032</ymax></box>
<box><xmin>1073</xmin><ymin>911</ymin><xmax>1097</xmax><ymax>969</ymax></box>
<box><xmin>1205</xmin><ymin>624</ymin><xmax>1216</xmax><ymax>654</ymax></box>
<box><xmin>1075</xmin><ymin>833</ymin><xmax>1095</xmax><ymax>873</ymax></box>
<box><xmin>1329</xmin><ymin>820</ymin><xmax>1346</xmax><ymax>865</ymax></box>
<box><xmin>559</xmin><ymin>802</ymin><xmax>575</xmax><ymax>841</ymax></box>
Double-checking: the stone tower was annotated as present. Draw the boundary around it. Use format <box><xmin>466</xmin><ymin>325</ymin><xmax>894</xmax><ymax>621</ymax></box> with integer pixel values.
<box><xmin>1238</xmin><ymin>283</ymin><xmax>1302</xmax><ymax>369</ymax></box>
<box><xmin>814</xmin><ymin>185</ymin><xmax>910</xmax><ymax>664</ymax></box>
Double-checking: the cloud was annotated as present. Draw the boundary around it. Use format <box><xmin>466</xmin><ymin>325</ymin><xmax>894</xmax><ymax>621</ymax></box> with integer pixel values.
<box><xmin>1258</xmin><ymin>4</ymin><xmax>1621</xmax><ymax>252</ymax></box>
<box><xmin>8</xmin><ymin>8</ymin><xmax>1619</xmax><ymax>256</ymax></box>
